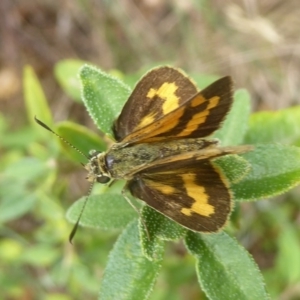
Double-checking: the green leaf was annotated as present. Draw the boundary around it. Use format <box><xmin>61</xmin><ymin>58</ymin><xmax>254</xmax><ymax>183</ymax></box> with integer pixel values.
<box><xmin>140</xmin><ymin>206</ymin><xmax>186</xmax><ymax>261</ymax></box>
<box><xmin>0</xmin><ymin>189</ymin><xmax>36</xmax><ymax>223</ymax></box>
<box><xmin>232</xmin><ymin>144</ymin><xmax>300</xmax><ymax>201</ymax></box>
<box><xmin>142</xmin><ymin>206</ymin><xmax>187</xmax><ymax>241</ymax></box>
<box><xmin>66</xmin><ymin>193</ymin><xmax>138</xmax><ymax>230</ymax></box>
<box><xmin>21</xmin><ymin>244</ymin><xmax>60</xmax><ymax>267</ymax></box>
<box><xmin>2</xmin><ymin>157</ymin><xmax>47</xmax><ymax>181</ymax></box>
<box><xmin>213</xmin><ymin>154</ymin><xmax>251</xmax><ymax>184</ymax></box>
<box><xmin>44</xmin><ymin>295</ymin><xmax>72</xmax><ymax>300</ymax></box>
<box><xmin>276</xmin><ymin>224</ymin><xmax>300</xmax><ymax>284</ymax></box>
<box><xmin>56</xmin><ymin>121</ymin><xmax>106</xmax><ymax>162</ymax></box>
<box><xmin>23</xmin><ymin>65</ymin><xmax>53</xmax><ymax>127</ymax></box>
<box><xmin>1</xmin><ymin>126</ymin><xmax>40</xmax><ymax>149</ymax></box>
<box><xmin>99</xmin><ymin>220</ymin><xmax>163</xmax><ymax>300</ymax></box>
<box><xmin>54</xmin><ymin>59</ymin><xmax>86</xmax><ymax>102</ymax></box>
<box><xmin>0</xmin><ymin>157</ymin><xmax>47</xmax><ymax>222</ymax></box>
<box><xmin>80</xmin><ymin>65</ymin><xmax>131</xmax><ymax>137</ymax></box>
<box><xmin>0</xmin><ymin>239</ymin><xmax>23</xmax><ymax>262</ymax></box>
<box><xmin>185</xmin><ymin>231</ymin><xmax>269</xmax><ymax>300</ymax></box>
<box><xmin>213</xmin><ymin>89</ymin><xmax>251</xmax><ymax>146</ymax></box>
<box><xmin>245</xmin><ymin>106</ymin><xmax>300</xmax><ymax>145</ymax></box>
<box><xmin>192</xmin><ymin>73</ymin><xmax>219</xmax><ymax>89</ymax></box>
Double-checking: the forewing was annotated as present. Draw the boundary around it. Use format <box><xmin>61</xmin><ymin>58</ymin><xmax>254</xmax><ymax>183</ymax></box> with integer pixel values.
<box><xmin>121</xmin><ymin>76</ymin><xmax>233</xmax><ymax>145</ymax></box>
<box><xmin>114</xmin><ymin>66</ymin><xmax>198</xmax><ymax>141</ymax></box>
<box><xmin>128</xmin><ymin>160</ymin><xmax>232</xmax><ymax>232</ymax></box>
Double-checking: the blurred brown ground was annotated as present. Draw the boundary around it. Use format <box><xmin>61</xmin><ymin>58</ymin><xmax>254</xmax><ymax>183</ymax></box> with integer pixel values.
<box><xmin>1</xmin><ymin>0</ymin><xmax>300</xmax><ymax>129</ymax></box>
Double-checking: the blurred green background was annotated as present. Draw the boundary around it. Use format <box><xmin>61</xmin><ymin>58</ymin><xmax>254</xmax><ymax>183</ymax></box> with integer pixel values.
<box><xmin>1</xmin><ymin>1</ymin><xmax>300</xmax><ymax>299</ymax></box>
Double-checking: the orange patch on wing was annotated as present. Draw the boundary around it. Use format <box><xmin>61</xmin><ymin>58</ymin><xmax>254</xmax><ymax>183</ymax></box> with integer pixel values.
<box><xmin>137</xmin><ymin>114</ymin><xmax>156</xmax><ymax>129</ymax></box>
<box><xmin>139</xmin><ymin>108</ymin><xmax>184</xmax><ymax>140</ymax></box>
<box><xmin>134</xmin><ymin>82</ymin><xmax>181</xmax><ymax>131</ymax></box>
<box><xmin>207</xmin><ymin>96</ymin><xmax>220</xmax><ymax>109</ymax></box>
<box><xmin>147</xmin><ymin>82</ymin><xmax>180</xmax><ymax>115</ymax></box>
<box><xmin>177</xmin><ymin>96</ymin><xmax>220</xmax><ymax>136</ymax></box>
<box><xmin>148</xmin><ymin>181</ymin><xmax>176</xmax><ymax>195</ymax></box>
<box><xmin>191</xmin><ymin>94</ymin><xmax>206</xmax><ymax>107</ymax></box>
<box><xmin>180</xmin><ymin>173</ymin><xmax>215</xmax><ymax>217</ymax></box>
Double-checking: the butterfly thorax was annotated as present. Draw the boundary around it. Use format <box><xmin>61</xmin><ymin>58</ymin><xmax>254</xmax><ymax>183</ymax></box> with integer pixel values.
<box><xmin>95</xmin><ymin>138</ymin><xmax>219</xmax><ymax>181</ymax></box>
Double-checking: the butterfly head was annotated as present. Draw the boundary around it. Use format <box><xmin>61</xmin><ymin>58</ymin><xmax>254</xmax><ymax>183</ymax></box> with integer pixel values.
<box><xmin>85</xmin><ymin>150</ymin><xmax>111</xmax><ymax>184</ymax></box>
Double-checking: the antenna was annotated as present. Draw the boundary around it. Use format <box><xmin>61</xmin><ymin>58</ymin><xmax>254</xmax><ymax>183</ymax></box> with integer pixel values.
<box><xmin>69</xmin><ymin>180</ymin><xmax>95</xmax><ymax>243</ymax></box>
<box><xmin>35</xmin><ymin>116</ymin><xmax>91</xmax><ymax>242</ymax></box>
<box><xmin>34</xmin><ymin>116</ymin><xmax>89</xmax><ymax>160</ymax></box>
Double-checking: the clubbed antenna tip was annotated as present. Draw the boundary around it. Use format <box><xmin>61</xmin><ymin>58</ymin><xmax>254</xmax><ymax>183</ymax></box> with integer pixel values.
<box><xmin>34</xmin><ymin>116</ymin><xmax>89</xmax><ymax>160</ymax></box>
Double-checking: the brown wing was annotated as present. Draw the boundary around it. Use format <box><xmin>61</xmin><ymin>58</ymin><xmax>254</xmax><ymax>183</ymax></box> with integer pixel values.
<box><xmin>113</xmin><ymin>66</ymin><xmax>198</xmax><ymax>141</ymax></box>
<box><xmin>119</xmin><ymin>75</ymin><xmax>233</xmax><ymax>145</ymax></box>
<box><xmin>128</xmin><ymin>159</ymin><xmax>232</xmax><ymax>232</ymax></box>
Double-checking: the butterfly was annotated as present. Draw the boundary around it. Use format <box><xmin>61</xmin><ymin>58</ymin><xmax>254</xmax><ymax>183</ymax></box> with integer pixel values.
<box><xmin>83</xmin><ymin>66</ymin><xmax>251</xmax><ymax>232</ymax></box>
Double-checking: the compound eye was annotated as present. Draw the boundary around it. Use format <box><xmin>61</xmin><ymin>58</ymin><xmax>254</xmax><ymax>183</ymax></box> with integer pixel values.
<box><xmin>97</xmin><ymin>176</ymin><xmax>110</xmax><ymax>184</ymax></box>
